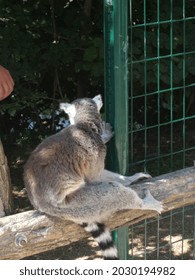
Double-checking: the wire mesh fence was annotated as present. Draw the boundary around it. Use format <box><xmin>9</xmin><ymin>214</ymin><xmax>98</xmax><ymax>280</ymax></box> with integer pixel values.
<box><xmin>129</xmin><ymin>204</ymin><xmax>195</xmax><ymax>260</ymax></box>
<box><xmin>128</xmin><ymin>0</ymin><xmax>195</xmax><ymax>175</ymax></box>
<box><xmin>104</xmin><ymin>0</ymin><xmax>195</xmax><ymax>259</ymax></box>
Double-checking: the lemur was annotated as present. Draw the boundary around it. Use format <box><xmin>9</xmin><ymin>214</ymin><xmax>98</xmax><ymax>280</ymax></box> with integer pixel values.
<box><xmin>23</xmin><ymin>95</ymin><xmax>162</xmax><ymax>260</ymax></box>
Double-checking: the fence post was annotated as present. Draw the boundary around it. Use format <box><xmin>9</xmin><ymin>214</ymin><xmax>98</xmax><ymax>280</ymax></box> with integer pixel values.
<box><xmin>104</xmin><ymin>0</ymin><xmax>129</xmax><ymax>259</ymax></box>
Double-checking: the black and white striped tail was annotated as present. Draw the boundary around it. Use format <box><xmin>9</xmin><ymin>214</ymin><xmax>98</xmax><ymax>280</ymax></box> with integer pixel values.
<box><xmin>81</xmin><ymin>222</ymin><xmax>118</xmax><ymax>260</ymax></box>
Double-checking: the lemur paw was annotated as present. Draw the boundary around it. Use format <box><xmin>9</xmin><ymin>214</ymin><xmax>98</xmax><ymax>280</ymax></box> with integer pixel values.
<box><xmin>101</xmin><ymin>121</ymin><xmax>114</xmax><ymax>144</ymax></box>
<box><xmin>127</xmin><ymin>172</ymin><xmax>152</xmax><ymax>185</ymax></box>
<box><xmin>143</xmin><ymin>189</ymin><xmax>164</xmax><ymax>213</ymax></box>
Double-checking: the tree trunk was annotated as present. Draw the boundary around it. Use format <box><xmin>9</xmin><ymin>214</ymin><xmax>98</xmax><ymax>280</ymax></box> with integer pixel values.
<box><xmin>0</xmin><ymin>140</ymin><xmax>13</xmax><ymax>216</ymax></box>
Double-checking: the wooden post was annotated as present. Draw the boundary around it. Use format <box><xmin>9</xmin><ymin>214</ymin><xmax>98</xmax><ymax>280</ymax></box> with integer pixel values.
<box><xmin>0</xmin><ymin>140</ymin><xmax>13</xmax><ymax>216</ymax></box>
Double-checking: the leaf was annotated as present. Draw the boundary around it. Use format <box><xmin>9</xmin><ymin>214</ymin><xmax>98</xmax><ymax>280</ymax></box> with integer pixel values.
<box><xmin>83</xmin><ymin>46</ymin><xmax>98</xmax><ymax>62</ymax></box>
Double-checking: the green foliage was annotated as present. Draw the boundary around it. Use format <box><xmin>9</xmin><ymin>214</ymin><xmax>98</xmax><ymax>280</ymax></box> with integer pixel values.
<box><xmin>0</xmin><ymin>0</ymin><xmax>104</xmax><ymax>142</ymax></box>
<box><xmin>1</xmin><ymin>0</ymin><xmax>195</xmax><ymax>142</ymax></box>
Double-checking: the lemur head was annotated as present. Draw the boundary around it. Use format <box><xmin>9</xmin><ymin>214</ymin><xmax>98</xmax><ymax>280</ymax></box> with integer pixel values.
<box><xmin>60</xmin><ymin>95</ymin><xmax>103</xmax><ymax>125</ymax></box>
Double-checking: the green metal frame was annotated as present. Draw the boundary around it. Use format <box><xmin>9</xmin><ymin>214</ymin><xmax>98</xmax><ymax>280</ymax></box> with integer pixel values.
<box><xmin>104</xmin><ymin>0</ymin><xmax>129</xmax><ymax>175</ymax></box>
<box><xmin>104</xmin><ymin>0</ymin><xmax>195</xmax><ymax>260</ymax></box>
<box><xmin>129</xmin><ymin>204</ymin><xmax>195</xmax><ymax>260</ymax></box>
<box><xmin>104</xmin><ymin>0</ymin><xmax>129</xmax><ymax>260</ymax></box>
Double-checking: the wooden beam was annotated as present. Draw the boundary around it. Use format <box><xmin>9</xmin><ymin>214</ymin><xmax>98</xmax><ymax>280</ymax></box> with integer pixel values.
<box><xmin>0</xmin><ymin>140</ymin><xmax>13</xmax><ymax>216</ymax></box>
<box><xmin>0</xmin><ymin>166</ymin><xmax>195</xmax><ymax>260</ymax></box>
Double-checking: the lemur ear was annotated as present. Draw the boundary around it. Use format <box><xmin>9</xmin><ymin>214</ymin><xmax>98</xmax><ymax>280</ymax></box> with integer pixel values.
<box><xmin>93</xmin><ymin>95</ymin><xmax>103</xmax><ymax>111</ymax></box>
<box><xmin>60</xmin><ymin>103</ymin><xmax>76</xmax><ymax>118</ymax></box>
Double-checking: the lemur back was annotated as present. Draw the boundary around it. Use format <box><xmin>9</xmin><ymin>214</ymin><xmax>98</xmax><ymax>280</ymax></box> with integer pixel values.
<box><xmin>24</xmin><ymin>95</ymin><xmax>163</xmax><ymax>260</ymax></box>
<box><xmin>24</xmin><ymin>96</ymin><xmax>105</xmax><ymax>208</ymax></box>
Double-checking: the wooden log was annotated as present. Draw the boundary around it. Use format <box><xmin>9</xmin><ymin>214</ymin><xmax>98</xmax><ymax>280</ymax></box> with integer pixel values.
<box><xmin>0</xmin><ymin>140</ymin><xmax>13</xmax><ymax>216</ymax></box>
<box><xmin>0</xmin><ymin>166</ymin><xmax>195</xmax><ymax>260</ymax></box>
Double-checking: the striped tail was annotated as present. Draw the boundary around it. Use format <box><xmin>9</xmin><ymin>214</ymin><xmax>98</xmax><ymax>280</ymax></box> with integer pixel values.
<box><xmin>81</xmin><ymin>222</ymin><xmax>118</xmax><ymax>260</ymax></box>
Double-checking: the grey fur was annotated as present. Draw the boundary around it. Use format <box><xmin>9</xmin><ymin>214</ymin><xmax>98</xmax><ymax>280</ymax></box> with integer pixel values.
<box><xmin>23</xmin><ymin>95</ymin><xmax>163</xmax><ymax>259</ymax></box>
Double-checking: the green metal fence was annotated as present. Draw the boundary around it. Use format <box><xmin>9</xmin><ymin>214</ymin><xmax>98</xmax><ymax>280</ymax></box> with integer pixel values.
<box><xmin>104</xmin><ymin>0</ymin><xmax>195</xmax><ymax>259</ymax></box>
<box><xmin>129</xmin><ymin>204</ymin><xmax>195</xmax><ymax>260</ymax></box>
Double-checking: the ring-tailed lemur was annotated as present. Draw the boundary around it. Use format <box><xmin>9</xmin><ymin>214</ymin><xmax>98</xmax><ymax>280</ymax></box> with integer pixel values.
<box><xmin>23</xmin><ymin>95</ymin><xmax>163</xmax><ymax>260</ymax></box>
